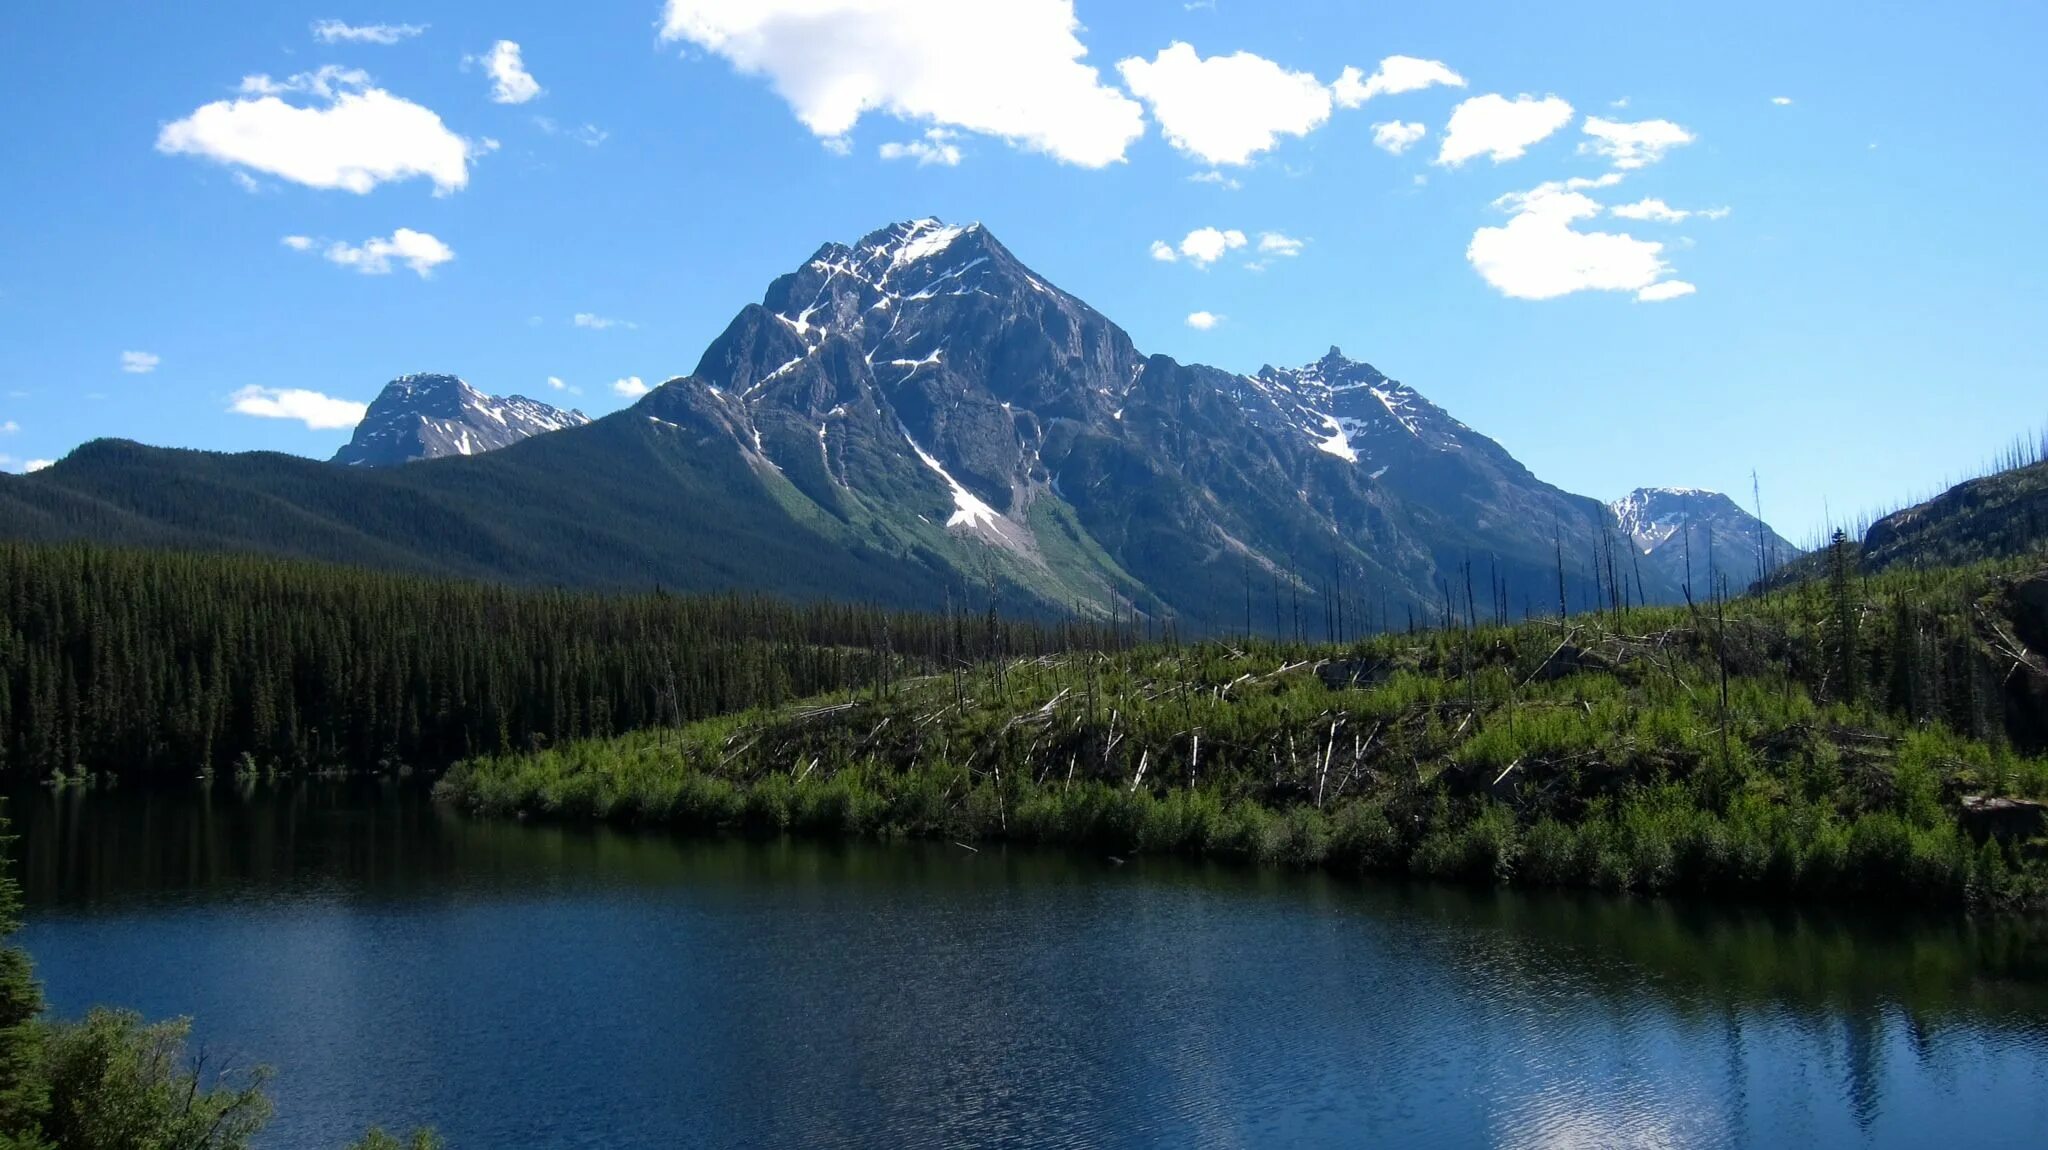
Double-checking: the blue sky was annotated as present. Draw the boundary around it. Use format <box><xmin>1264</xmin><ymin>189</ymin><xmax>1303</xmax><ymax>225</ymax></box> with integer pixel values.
<box><xmin>2</xmin><ymin>1</ymin><xmax>2043</xmax><ymax>539</ymax></box>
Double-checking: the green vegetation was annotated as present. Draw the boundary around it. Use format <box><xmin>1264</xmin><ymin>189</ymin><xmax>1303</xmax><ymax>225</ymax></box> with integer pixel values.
<box><xmin>441</xmin><ymin>556</ymin><xmax>2048</xmax><ymax>911</ymax></box>
<box><xmin>0</xmin><ymin>542</ymin><xmax>1112</xmax><ymax>781</ymax></box>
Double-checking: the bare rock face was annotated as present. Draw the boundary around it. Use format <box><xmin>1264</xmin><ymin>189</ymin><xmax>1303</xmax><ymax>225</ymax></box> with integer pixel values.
<box><xmin>333</xmin><ymin>374</ymin><xmax>589</xmax><ymax>466</ymax></box>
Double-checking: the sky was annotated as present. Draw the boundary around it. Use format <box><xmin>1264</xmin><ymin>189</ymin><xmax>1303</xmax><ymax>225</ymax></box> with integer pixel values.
<box><xmin>2</xmin><ymin>1</ymin><xmax>2044</xmax><ymax>541</ymax></box>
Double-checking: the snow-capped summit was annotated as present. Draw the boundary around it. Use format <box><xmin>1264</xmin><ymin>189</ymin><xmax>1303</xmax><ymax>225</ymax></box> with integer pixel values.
<box><xmin>1227</xmin><ymin>347</ymin><xmax>1479</xmax><ymax>472</ymax></box>
<box><xmin>332</xmin><ymin>374</ymin><xmax>589</xmax><ymax>467</ymax></box>
<box><xmin>1610</xmin><ymin>487</ymin><xmax>1803</xmax><ymax>584</ymax></box>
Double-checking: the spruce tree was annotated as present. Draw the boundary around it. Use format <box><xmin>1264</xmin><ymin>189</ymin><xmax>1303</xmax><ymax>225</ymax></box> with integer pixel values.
<box><xmin>0</xmin><ymin>807</ymin><xmax>48</xmax><ymax>1147</ymax></box>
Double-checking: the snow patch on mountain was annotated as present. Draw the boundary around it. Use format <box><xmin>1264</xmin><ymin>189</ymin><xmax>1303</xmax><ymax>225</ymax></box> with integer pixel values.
<box><xmin>333</xmin><ymin>374</ymin><xmax>589</xmax><ymax>466</ymax></box>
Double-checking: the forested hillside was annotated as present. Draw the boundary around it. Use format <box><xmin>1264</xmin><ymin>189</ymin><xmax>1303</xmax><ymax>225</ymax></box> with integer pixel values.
<box><xmin>0</xmin><ymin>543</ymin><xmax>1109</xmax><ymax>781</ymax></box>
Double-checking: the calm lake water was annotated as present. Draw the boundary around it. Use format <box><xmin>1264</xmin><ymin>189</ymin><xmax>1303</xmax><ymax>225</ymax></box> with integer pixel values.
<box><xmin>9</xmin><ymin>781</ymin><xmax>2048</xmax><ymax>1149</ymax></box>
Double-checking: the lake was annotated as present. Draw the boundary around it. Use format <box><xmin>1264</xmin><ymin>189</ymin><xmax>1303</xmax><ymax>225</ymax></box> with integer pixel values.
<box><xmin>10</xmin><ymin>780</ymin><xmax>2048</xmax><ymax>1148</ymax></box>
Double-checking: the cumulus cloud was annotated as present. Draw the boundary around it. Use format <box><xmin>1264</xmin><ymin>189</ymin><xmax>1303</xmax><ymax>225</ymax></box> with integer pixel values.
<box><xmin>1436</xmin><ymin>94</ymin><xmax>1573</xmax><ymax>166</ymax></box>
<box><xmin>1331</xmin><ymin>55</ymin><xmax>1465</xmax><ymax>108</ymax></box>
<box><xmin>480</xmin><ymin>40</ymin><xmax>542</xmax><ymax>105</ymax></box>
<box><xmin>1580</xmin><ymin>116</ymin><xmax>1695</xmax><ymax>170</ymax></box>
<box><xmin>1118</xmin><ymin>43</ymin><xmax>1332</xmax><ymax>166</ymax></box>
<box><xmin>1371</xmin><ymin>120</ymin><xmax>1426</xmax><ymax>155</ymax></box>
<box><xmin>1184</xmin><ymin>227</ymin><xmax>1247</xmax><ymax>263</ymax></box>
<box><xmin>573</xmin><ymin>313</ymin><xmax>636</xmax><ymax>330</ymax></box>
<box><xmin>879</xmin><ymin>128</ymin><xmax>963</xmax><ymax>166</ymax></box>
<box><xmin>1771</xmin><ymin>96</ymin><xmax>1794</xmax><ymax>106</ymax></box>
<box><xmin>24</xmin><ymin>460</ymin><xmax>53</xmax><ymax>473</ymax></box>
<box><xmin>1466</xmin><ymin>179</ymin><xmax>1693</xmax><ymax>302</ymax></box>
<box><xmin>311</xmin><ymin>20</ymin><xmax>426</xmax><ymax>45</ymax></box>
<box><xmin>0</xmin><ymin>422</ymin><xmax>18</xmax><ymax>435</ymax></box>
<box><xmin>1185</xmin><ymin>311</ymin><xmax>1221</xmax><ymax>330</ymax></box>
<box><xmin>292</xmin><ymin>228</ymin><xmax>454</xmax><ymax>277</ymax></box>
<box><xmin>157</xmin><ymin>67</ymin><xmax>474</xmax><ymax>194</ymax></box>
<box><xmin>228</xmin><ymin>386</ymin><xmax>368</xmax><ymax>430</ymax></box>
<box><xmin>1257</xmin><ymin>232</ymin><xmax>1304</xmax><ymax>256</ymax></box>
<box><xmin>1149</xmin><ymin>240</ymin><xmax>1179</xmax><ymax>262</ymax></box>
<box><xmin>612</xmin><ymin>376</ymin><xmax>650</xmax><ymax>398</ymax></box>
<box><xmin>120</xmin><ymin>351</ymin><xmax>160</xmax><ymax>374</ymax></box>
<box><xmin>659</xmin><ymin>0</ymin><xmax>1144</xmax><ymax>167</ymax></box>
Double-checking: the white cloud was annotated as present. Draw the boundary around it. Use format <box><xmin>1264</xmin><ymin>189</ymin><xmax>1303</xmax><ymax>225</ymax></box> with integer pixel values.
<box><xmin>573</xmin><ymin>313</ymin><xmax>635</xmax><ymax>330</ymax></box>
<box><xmin>298</xmin><ymin>228</ymin><xmax>454</xmax><ymax>277</ymax></box>
<box><xmin>659</xmin><ymin>0</ymin><xmax>1144</xmax><ymax>168</ymax></box>
<box><xmin>1331</xmin><ymin>55</ymin><xmax>1465</xmax><ymax>108</ymax></box>
<box><xmin>1371</xmin><ymin>120</ymin><xmax>1426</xmax><ymax>155</ymax></box>
<box><xmin>238</xmin><ymin>65</ymin><xmax>370</xmax><ymax>99</ymax></box>
<box><xmin>0</xmin><ymin>422</ymin><xmax>18</xmax><ymax>435</ymax></box>
<box><xmin>1257</xmin><ymin>232</ymin><xmax>1304</xmax><ymax>256</ymax></box>
<box><xmin>311</xmin><ymin>20</ymin><xmax>426</xmax><ymax>45</ymax></box>
<box><xmin>1167</xmin><ymin>226</ymin><xmax>1248</xmax><ymax>266</ymax></box>
<box><xmin>612</xmin><ymin>376</ymin><xmax>650</xmax><ymax>398</ymax></box>
<box><xmin>1436</xmin><ymin>94</ymin><xmax>1573</xmax><ymax>166</ymax></box>
<box><xmin>1609</xmin><ymin>198</ymin><xmax>1728</xmax><ymax>224</ymax></box>
<box><xmin>1187</xmin><ymin>169</ymin><xmax>1241</xmax><ymax>190</ymax></box>
<box><xmin>1149</xmin><ymin>240</ymin><xmax>1179</xmax><ymax>262</ymax></box>
<box><xmin>879</xmin><ymin>128</ymin><xmax>962</xmax><ymax>166</ymax></box>
<box><xmin>548</xmin><ymin>376</ymin><xmax>567</xmax><ymax>390</ymax></box>
<box><xmin>24</xmin><ymin>460</ymin><xmax>53</xmax><ymax>473</ymax></box>
<box><xmin>158</xmin><ymin>68</ymin><xmax>473</xmax><ymax>194</ymax></box>
<box><xmin>1772</xmin><ymin>96</ymin><xmax>1794</xmax><ymax>106</ymax></box>
<box><xmin>1185</xmin><ymin>311</ymin><xmax>1221</xmax><ymax>330</ymax></box>
<box><xmin>121</xmin><ymin>351</ymin><xmax>160</xmax><ymax>374</ymax></box>
<box><xmin>1467</xmin><ymin>179</ymin><xmax>1692</xmax><ymax>302</ymax></box>
<box><xmin>480</xmin><ymin>40</ymin><xmax>542</xmax><ymax>105</ymax></box>
<box><xmin>1635</xmin><ymin>280</ymin><xmax>1697</xmax><ymax>302</ymax></box>
<box><xmin>1580</xmin><ymin>116</ymin><xmax>1695</xmax><ymax>170</ymax></box>
<box><xmin>228</xmin><ymin>386</ymin><xmax>367</xmax><ymax>430</ymax></box>
<box><xmin>1118</xmin><ymin>43</ymin><xmax>1331</xmax><ymax>166</ymax></box>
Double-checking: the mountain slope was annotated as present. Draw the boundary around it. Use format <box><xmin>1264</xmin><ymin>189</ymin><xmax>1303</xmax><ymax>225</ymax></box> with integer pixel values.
<box><xmin>1861</xmin><ymin>459</ymin><xmax>2048</xmax><ymax>572</ymax></box>
<box><xmin>334</xmin><ymin>373</ymin><xmax>588</xmax><ymax>466</ymax></box>
<box><xmin>0</xmin><ymin>218</ymin><xmax>1764</xmax><ymax>629</ymax></box>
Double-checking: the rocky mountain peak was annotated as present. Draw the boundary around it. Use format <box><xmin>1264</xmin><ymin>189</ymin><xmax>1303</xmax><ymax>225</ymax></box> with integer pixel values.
<box><xmin>332</xmin><ymin>375</ymin><xmax>589</xmax><ymax>467</ymax></box>
<box><xmin>1609</xmin><ymin>487</ymin><xmax>1804</xmax><ymax>582</ymax></box>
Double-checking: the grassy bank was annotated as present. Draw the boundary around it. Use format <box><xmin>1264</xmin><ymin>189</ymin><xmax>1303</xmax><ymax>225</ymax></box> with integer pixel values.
<box><xmin>438</xmin><ymin>559</ymin><xmax>2048</xmax><ymax>911</ymax></box>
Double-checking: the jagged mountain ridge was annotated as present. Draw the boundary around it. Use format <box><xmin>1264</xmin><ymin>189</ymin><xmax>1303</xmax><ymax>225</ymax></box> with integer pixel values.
<box><xmin>333</xmin><ymin>374</ymin><xmax>588</xmax><ymax>467</ymax></box>
<box><xmin>622</xmin><ymin>218</ymin><xmax>1674</xmax><ymax>624</ymax></box>
<box><xmin>1612</xmin><ymin>487</ymin><xmax>1804</xmax><ymax>589</ymax></box>
<box><xmin>0</xmin><ymin>218</ymin><xmax>1787</xmax><ymax>629</ymax></box>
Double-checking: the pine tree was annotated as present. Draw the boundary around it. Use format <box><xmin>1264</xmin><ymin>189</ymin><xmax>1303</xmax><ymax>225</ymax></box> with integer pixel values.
<box><xmin>0</xmin><ymin>808</ymin><xmax>49</xmax><ymax>1146</ymax></box>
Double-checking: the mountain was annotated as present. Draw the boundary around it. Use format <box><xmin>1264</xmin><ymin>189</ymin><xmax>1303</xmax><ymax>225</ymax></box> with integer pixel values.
<box><xmin>332</xmin><ymin>374</ymin><xmax>588</xmax><ymax>466</ymax></box>
<box><xmin>1611</xmin><ymin>487</ymin><xmax>1803</xmax><ymax>591</ymax></box>
<box><xmin>0</xmin><ymin>218</ymin><xmax>1777</xmax><ymax>629</ymax></box>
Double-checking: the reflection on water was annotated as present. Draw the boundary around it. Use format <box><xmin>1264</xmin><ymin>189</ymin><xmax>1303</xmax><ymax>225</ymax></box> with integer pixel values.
<box><xmin>11</xmin><ymin>781</ymin><xmax>2048</xmax><ymax>1149</ymax></box>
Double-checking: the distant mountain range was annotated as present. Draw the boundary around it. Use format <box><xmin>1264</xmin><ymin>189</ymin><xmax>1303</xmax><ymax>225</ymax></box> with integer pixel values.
<box><xmin>334</xmin><ymin>374</ymin><xmax>587</xmax><ymax>467</ymax></box>
<box><xmin>0</xmin><ymin>218</ymin><xmax>1802</xmax><ymax>629</ymax></box>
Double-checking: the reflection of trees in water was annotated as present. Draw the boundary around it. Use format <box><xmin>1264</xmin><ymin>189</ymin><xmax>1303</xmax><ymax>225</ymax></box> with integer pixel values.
<box><xmin>16</xmin><ymin>781</ymin><xmax>2048</xmax><ymax>1144</ymax></box>
<box><xmin>1339</xmin><ymin>881</ymin><xmax>2048</xmax><ymax>1143</ymax></box>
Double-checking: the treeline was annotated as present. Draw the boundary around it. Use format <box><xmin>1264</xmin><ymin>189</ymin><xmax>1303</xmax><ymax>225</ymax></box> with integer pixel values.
<box><xmin>0</xmin><ymin>543</ymin><xmax>1116</xmax><ymax>780</ymax></box>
